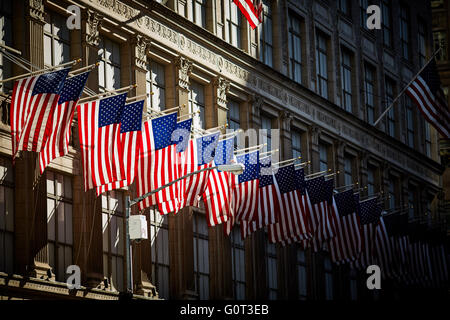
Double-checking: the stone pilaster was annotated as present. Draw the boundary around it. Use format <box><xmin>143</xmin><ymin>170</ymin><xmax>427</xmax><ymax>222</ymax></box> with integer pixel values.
<box><xmin>175</xmin><ymin>56</ymin><xmax>193</xmax><ymax>117</ymax></box>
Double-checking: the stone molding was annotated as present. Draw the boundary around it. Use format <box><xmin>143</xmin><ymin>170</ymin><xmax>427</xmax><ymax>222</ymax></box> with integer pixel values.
<box><xmin>175</xmin><ymin>56</ymin><xmax>193</xmax><ymax>91</ymax></box>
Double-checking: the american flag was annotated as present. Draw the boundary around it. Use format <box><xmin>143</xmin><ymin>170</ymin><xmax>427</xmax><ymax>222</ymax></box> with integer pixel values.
<box><xmin>232</xmin><ymin>0</ymin><xmax>262</xmax><ymax>30</ymax></box>
<box><xmin>157</xmin><ymin>118</ymin><xmax>192</xmax><ymax>214</ymax></box>
<box><xmin>268</xmin><ymin>165</ymin><xmax>311</xmax><ymax>245</ymax></box>
<box><xmin>374</xmin><ymin>215</ymin><xmax>394</xmax><ymax>280</ymax></box>
<box><xmin>305</xmin><ymin>176</ymin><xmax>335</xmax><ymax>252</ymax></box>
<box><xmin>328</xmin><ymin>189</ymin><xmax>362</xmax><ymax>264</ymax></box>
<box><xmin>202</xmin><ymin>137</ymin><xmax>235</xmax><ymax>227</ymax></box>
<box><xmin>10</xmin><ymin>68</ymin><xmax>70</xmax><ymax>160</ymax></box>
<box><xmin>77</xmin><ymin>93</ymin><xmax>127</xmax><ymax>191</ymax></box>
<box><xmin>405</xmin><ymin>59</ymin><xmax>450</xmax><ymax>138</ymax></box>
<box><xmin>353</xmin><ymin>197</ymin><xmax>382</xmax><ymax>269</ymax></box>
<box><xmin>39</xmin><ymin>71</ymin><xmax>90</xmax><ymax>174</ymax></box>
<box><xmin>95</xmin><ymin>99</ymin><xmax>145</xmax><ymax>196</ymax></box>
<box><xmin>136</xmin><ymin>112</ymin><xmax>178</xmax><ymax>211</ymax></box>
<box><xmin>224</xmin><ymin>150</ymin><xmax>260</xmax><ymax>236</ymax></box>
<box><xmin>240</xmin><ymin>156</ymin><xmax>279</xmax><ymax>239</ymax></box>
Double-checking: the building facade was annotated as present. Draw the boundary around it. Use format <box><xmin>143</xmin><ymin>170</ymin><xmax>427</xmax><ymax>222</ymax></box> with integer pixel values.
<box><xmin>0</xmin><ymin>0</ymin><xmax>446</xmax><ymax>300</ymax></box>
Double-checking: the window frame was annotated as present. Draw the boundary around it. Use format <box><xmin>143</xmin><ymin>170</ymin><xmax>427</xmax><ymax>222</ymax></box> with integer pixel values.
<box><xmin>316</xmin><ymin>31</ymin><xmax>329</xmax><ymax>99</ymax></box>
<box><xmin>364</xmin><ymin>63</ymin><xmax>376</xmax><ymax>124</ymax></box>
<box><xmin>296</xmin><ymin>247</ymin><xmax>307</xmax><ymax>300</ymax></box>
<box><xmin>193</xmin><ymin>211</ymin><xmax>210</xmax><ymax>300</ymax></box>
<box><xmin>381</xmin><ymin>0</ymin><xmax>392</xmax><ymax>48</ymax></box>
<box><xmin>189</xmin><ymin>81</ymin><xmax>206</xmax><ymax>130</ymax></box>
<box><xmin>146</xmin><ymin>60</ymin><xmax>166</xmax><ymax>112</ymax></box>
<box><xmin>399</xmin><ymin>4</ymin><xmax>411</xmax><ymax>61</ymax></box>
<box><xmin>385</xmin><ymin>78</ymin><xmax>396</xmax><ymax>138</ymax></box>
<box><xmin>265</xmin><ymin>233</ymin><xmax>278</xmax><ymax>300</ymax></box>
<box><xmin>227</xmin><ymin>0</ymin><xmax>242</xmax><ymax>49</ymax></box>
<box><xmin>230</xmin><ymin>226</ymin><xmax>246</xmax><ymax>300</ymax></box>
<box><xmin>98</xmin><ymin>36</ymin><xmax>121</xmax><ymax>92</ymax></box>
<box><xmin>259</xmin><ymin>0</ymin><xmax>273</xmax><ymax>67</ymax></box>
<box><xmin>43</xmin><ymin>10</ymin><xmax>71</xmax><ymax>68</ymax></box>
<box><xmin>341</xmin><ymin>48</ymin><xmax>353</xmax><ymax>113</ymax></box>
<box><xmin>0</xmin><ymin>157</ymin><xmax>14</xmax><ymax>274</ymax></box>
<box><xmin>192</xmin><ymin>0</ymin><xmax>206</xmax><ymax>28</ymax></box>
<box><xmin>288</xmin><ymin>12</ymin><xmax>303</xmax><ymax>84</ymax></box>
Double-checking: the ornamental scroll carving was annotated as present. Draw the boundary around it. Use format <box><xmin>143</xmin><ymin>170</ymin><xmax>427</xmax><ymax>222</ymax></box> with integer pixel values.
<box><xmin>214</xmin><ymin>77</ymin><xmax>230</xmax><ymax>109</ymax></box>
<box><xmin>281</xmin><ymin>111</ymin><xmax>293</xmax><ymax>132</ymax></box>
<box><xmin>250</xmin><ymin>94</ymin><xmax>264</xmax><ymax>118</ymax></box>
<box><xmin>133</xmin><ymin>35</ymin><xmax>149</xmax><ymax>70</ymax></box>
<box><xmin>175</xmin><ymin>56</ymin><xmax>193</xmax><ymax>91</ymax></box>
<box><xmin>27</xmin><ymin>0</ymin><xmax>44</xmax><ymax>22</ymax></box>
<box><xmin>85</xmin><ymin>10</ymin><xmax>103</xmax><ymax>47</ymax></box>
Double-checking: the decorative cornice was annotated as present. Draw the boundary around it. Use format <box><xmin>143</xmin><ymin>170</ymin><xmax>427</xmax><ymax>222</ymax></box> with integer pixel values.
<box><xmin>132</xmin><ymin>35</ymin><xmax>150</xmax><ymax>71</ymax></box>
<box><xmin>85</xmin><ymin>9</ymin><xmax>103</xmax><ymax>47</ymax></box>
<box><xmin>175</xmin><ymin>56</ymin><xmax>193</xmax><ymax>91</ymax></box>
<box><xmin>214</xmin><ymin>76</ymin><xmax>230</xmax><ymax>109</ymax></box>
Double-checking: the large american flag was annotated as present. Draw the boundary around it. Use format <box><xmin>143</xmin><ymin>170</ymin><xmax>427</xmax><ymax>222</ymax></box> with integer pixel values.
<box><xmin>328</xmin><ymin>189</ymin><xmax>362</xmax><ymax>264</ymax></box>
<box><xmin>95</xmin><ymin>99</ymin><xmax>145</xmax><ymax>196</ymax></box>
<box><xmin>10</xmin><ymin>68</ymin><xmax>70</xmax><ymax>160</ymax></box>
<box><xmin>374</xmin><ymin>215</ymin><xmax>394</xmax><ymax>280</ymax></box>
<box><xmin>136</xmin><ymin>112</ymin><xmax>178</xmax><ymax>211</ymax></box>
<box><xmin>305</xmin><ymin>177</ymin><xmax>335</xmax><ymax>252</ymax></box>
<box><xmin>268</xmin><ymin>165</ymin><xmax>311</xmax><ymax>245</ymax></box>
<box><xmin>232</xmin><ymin>0</ymin><xmax>262</xmax><ymax>30</ymax></box>
<box><xmin>77</xmin><ymin>93</ymin><xmax>127</xmax><ymax>191</ymax></box>
<box><xmin>202</xmin><ymin>137</ymin><xmax>235</xmax><ymax>227</ymax></box>
<box><xmin>240</xmin><ymin>156</ymin><xmax>279</xmax><ymax>239</ymax></box>
<box><xmin>225</xmin><ymin>150</ymin><xmax>260</xmax><ymax>236</ymax></box>
<box><xmin>39</xmin><ymin>71</ymin><xmax>90</xmax><ymax>174</ymax></box>
<box><xmin>405</xmin><ymin>59</ymin><xmax>450</xmax><ymax>139</ymax></box>
<box><xmin>353</xmin><ymin>197</ymin><xmax>382</xmax><ymax>269</ymax></box>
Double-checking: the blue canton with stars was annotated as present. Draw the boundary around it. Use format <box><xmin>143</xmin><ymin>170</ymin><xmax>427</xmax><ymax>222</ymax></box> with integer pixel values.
<box><xmin>32</xmin><ymin>68</ymin><xmax>70</xmax><ymax>96</ymax></box>
<box><xmin>172</xmin><ymin>118</ymin><xmax>192</xmax><ymax>153</ymax></box>
<box><xmin>259</xmin><ymin>156</ymin><xmax>274</xmax><ymax>187</ymax></box>
<box><xmin>275</xmin><ymin>164</ymin><xmax>298</xmax><ymax>194</ymax></box>
<box><xmin>58</xmin><ymin>71</ymin><xmax>90</xmax><ymax>105</ymax></box>
<box><xmin>358</xmin><ymin>198</ymin><xmax>382</xmax><ymax>225</ymax></box>
<box><xmin>236</xmin><ymin>151</ymin><xmax>260</xmax><ymax>184</ymax></box>
<box><xmin>196</xmin><ymin>132</ymin><xmax>220</xmax><ymax>166</ymax></box>
<box><xmin>214</xmin><ymin>137</ymin><xmax>234</xmax><ymax>165</ymax></box>
<box><xmin>98</xmin><ymin>93</ymin><xmax>127</xmax><ymax>128</ymax></box>
<box><xmin>294</xmin><ymin>168</ymin><xmax>306</xmax><ymax>195</ymax></box>
<box><xmin>305</xmin><ymin>176</ymin><xmax>325</xmax><ymax>205</ymax></box>
<box><xmin>120</xmin><ymin>100</ymin><xmax>144</xmax><ymax>133</ymax></box>
<box><xmin>334</xmin><ymin>189</ymin><xmax>357</xmax><ymax>216</ymax></box>
<box><xmin>323</xmin><ymin>179</ymin><xmax>335</xmax><ymax>203</ymax></box>
<box><xmin>151</xmin><ymin>112</ymin><xmax>177</xmax><ymax>150</ymax></box>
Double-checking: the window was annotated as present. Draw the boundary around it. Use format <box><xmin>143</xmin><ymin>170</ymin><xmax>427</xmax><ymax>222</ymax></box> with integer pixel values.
<box><xmin>288</xmin><ymin>13</ymin><xmax>302</xmax><ymax>84</ymax></box>
<box><xmin>425</xmin><ymin>122</ymin><xmax>432</xmax><ymax>157</ymax></box>
<box><xmin>192</xmin><ymin>0</ymin><xmax>206</xmax><ymax>28</ymax></box>
<box><xmin>385</xmin><ymin>78</ymin><xmax>396</xmax><ymax>137</ymax></box>
<box><xmin>47</xmin><ymin>172</ymin><xmax>73</xmax><ymax>282</ymax></box>
<box><xmin>150</xmin><ymin>209</ymin><xmax>170</xmax><ymax>299</ymax></box>
<box><xmin>341</xmin><ymin>49</ymin><xmax>353</xmax><ymax>112</ymax></box>
<box><xmin>0</xmin><ymin>158</ymin><xmax>14</xmax><ymax>274</ymax></box>
<box><xmin>316</xmin><ymin>32</ymin><xmax>328</xmax><ymax>99</ymax></box>
<box><xmin>365</xmin><ymin>64</ymin><xmax>376</xmax><ymax>124</ymax></box>
<box><xmin>266</xmin><ymin>237</ymin><xmax>278</xmax><ymax>299</ymax></box>
<box><xmin>260</xmin><ymin>115</ymin><xmax>272</xmax><ymax>153</ymax></box>
<box><xmin>227</xmin><ymin>100</ymin><xmax>240</xmax><ymax>148</ymax></box>
<box><xmin>292</xmin><ymin>130</ymin><xmax>302</xmax><ymax>159</ymax></box>
<box><xmin>367</xmin><ymin>166</ymin><xmax>376</xmax><ymax>196</ymax></box>
<box><xmin>260</xmin><ymin>0</ymin><xmax>273</xmax><ymax>67</ymax></box>
<box><xmin>44</xmin><ymin>11</ymin><xmax>70</xmax><ymax>67</ymax></box>
<box><xmin>102</xmin><ymin>191</ymin><xmax>125</xmax><ymax>292</ymax></box>
<box><xmin>296</xmin><ymin>248</ymin><xmax>307</xmax><ymax>300</ymax></box>
<box><xmin>405</xmin><ymin>96</ymin><xmax>415</xmax><ymax>148</ymax></box>
<box><xmin>146</xmin><ymin>61</ymin><xmax>166</xmax><ymax>111</ymax></box>
<box><xmin>360</xmin><ymin>0</ymin><xmax>369</xmax><ymax>30</ymax></box>
<box><xmin>418</xmin><ymin>21</ymin><xmax>427</xmax><ymax>67</ymax></box>
<box><xmin>98</xmin><ymin>37</ymin><xmax>121</xmax><ymax>92</ymax></box>
<box><xmin>381</xmin><ymin>0</ymin><xmax>392</xmax><ymax>47</ymax></box>
<box><xmin>189</xmin><ymin>81</ymin><xmax>206</xmax><ymax>129</ymax></box>
<box><xmin>324</xmin><ymin>255</ymin><xmax>333</xmax><ymax>300</ymax></box>
<box><xmin>344</xmin><ymin>156</ymin><xmax>354</xmax><ymax>186</ymax></box>
<box><xmin>319</xmin><ymin>143</ymin><xmax>328</xmax><ymax>172</ymax></box>
<box><xmin>231</xmin><ymin>227</ymin><xmax>245</xmax><ymax>299</ymax></box>
<box><xmin>193</xmin><ymin>212</ymin><xmax>209</xmax><ymax>300</ymax></box>
<box><xmin>0</xmin><ymin>1</ymin><xmax>13</xmax><ymax>93</ymax></box>
<box><xmin>227</xmin><ymin>0</ymin><xmax>242</xmax><ymax>48</ymax></box>
<box><xmin>399</xmin><ymin>5</ymin><xmax>410</xmax><ymax>60</ymax></box>
<box><xmin>338</xmin><ymin>0</ymin><xmax>351</xmax><ymax>18</ymax></box>
<box><xmin>433</xmin><ymin>31</ymin><xmax>448</xmax><ymax>61</ymax></box>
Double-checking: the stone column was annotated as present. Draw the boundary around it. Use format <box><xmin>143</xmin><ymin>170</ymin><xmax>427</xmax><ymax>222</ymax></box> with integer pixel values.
<box><xmin>334</xmin><ymin>141</ymin><xmax>346</xmax><ymax>187</ymax></box>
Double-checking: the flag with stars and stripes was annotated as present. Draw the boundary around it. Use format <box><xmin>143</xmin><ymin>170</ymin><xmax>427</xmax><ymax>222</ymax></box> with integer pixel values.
<box><xmin>224</xmin><ymin>150</ymin><xmax>260</xmax><ymax>236</ymax></box>
<box><xmin>240</xmin><ymin>156</ymin><xmax>279</xmax><ymax>239</ymax></box>
<box><xmin>305</xmin><ymin>176</ymin><xmax>336</xmax><ymax>252</ymax></box>
<box><xmin>77</xmin><ymin>93</ymin><xmax>127</xmax><ymax>191</ymax></box>
<box><xmin>405</xmin><ymin>59</ymin><xmax>450</xmax><ymax>139</ymax></box>
<box><xmin>202</xmin><ymin>137</ymin><xmax>236</xmax><ymax>227</ymax></box>
<box><xmin>268</xmin><ymin>165</ymin><xmax>311</xmax><ymax>245</ymax></box>
<box><xmin>232</xmin><ymin>0</ymin><xmax>263</xmax><ymax>30</ymax></box>
<box><xmin>95</xmin><ymin>99</ymin><xmax>145</xmax><ymax>196</ymax></box>
<box><xmin>136</xmin><ymin>112</ymin><xmax>178</xmax><ymax>211</ymax></box>
<box><xmin>374</xmin><ymin>214</ymin><xmax>395</xmax><ymax>280</ymax></box>
<box><xmin>39</xmin><ymin>71</ymin><xmax>90</xmax><ymax>174</ymax></box>
<box><xmin>328</xmin><ymin>189</ymin><xmax>362</xmax><ymax>264</ymax></box>
<box><xmin>353</xmin><ymin>197</ymin><xmax>382</xmax><ymax>269</ymax></box>
<box><xmin>10</xmin><ymin>68</ymin><xmax>71</xmax><ymax>161</ymax></box>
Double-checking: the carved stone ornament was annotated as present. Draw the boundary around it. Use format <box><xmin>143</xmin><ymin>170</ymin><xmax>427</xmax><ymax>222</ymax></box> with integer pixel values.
<box><xmin>27</xmin><ymin>0</ymin><xmax>44</xmax><ymax>22</ymax></box>
<box><xmin>214</xmin><ymin>77</ymin><xmax>230</xmax><ymax>108</ymax></box>
<box><xmin>309</xmin><ymin>126</ymin><xmax>321</xmax><ymax>145</ymax></box>
<box><xmin>281</xmin><ymin>110</ymin><xmax>293</xmax><ymax>132</ymax></box>
<box><xmin>250</xmin><ymin>94</ymin><xmax>264</xmax><ymax>117</ymax></box>
<box><xmin>85</xmin><ymin>10</ymin><xmax>103</xmax><ymax>47</ymax></box>
<box><xmin>175</xmin><ymin>56</ymin><xmax>193</xmax><ymax>91</ymax></box>
<box><xmin>133</xmin><ymin>35</ymin><xmax>149</xmax><ymax>70</ymax></box>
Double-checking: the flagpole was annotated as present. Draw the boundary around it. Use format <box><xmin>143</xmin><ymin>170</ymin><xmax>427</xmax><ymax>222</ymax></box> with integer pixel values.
<box><xmin>306</xmin><ymin>168</ymin><xmax>332</xmax><ymax>178</ymax></box>
<box><xmin>77</xmin><ymin>84</ymin><xmax>137</xmax><ymax>104</ymax></box>
<box><xmin>373</xmin><ymin>47</ymin><xmax>442</xmax><ymax>126</ymax></box>
<box><xmin>234</xmin><ymin>143</ymin><xmax>266</xmax><ymax>154</ymax></box>
<box><xmin>0</xmin><ymin>58</ymin><xmax>81</xmax><ymax>84</ymax></box>
<box><xmin>272</xmin><ymin>156</ymin><xmax>302</xmax><ymax>166</ymax></box>
<box><xmin>260</xmin><ymin>149</ymin><xmax>279</xmax><ymax>157</ymax></box>
<box><xmin>146</xmin><ymin>103</ymin><xmax>186</xmax><ymax>116</ymax></box>
<box><xmin>68</xmin><ymin>62</ymin><xmax>99</xmax><ymax>77</ymax></box>
<box><xmin>126</xmin><ymin>94</ymin><xmax>148</xmax><ymax>103</ymax></box>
